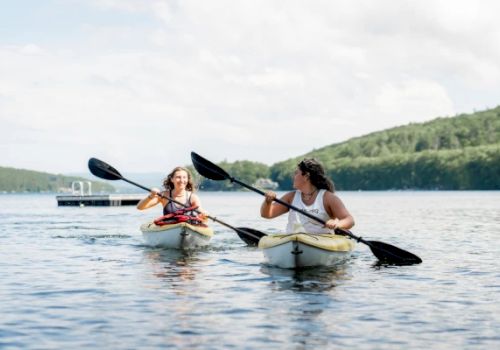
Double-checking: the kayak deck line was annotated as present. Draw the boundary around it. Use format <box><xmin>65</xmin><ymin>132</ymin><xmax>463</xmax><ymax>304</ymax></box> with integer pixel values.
<box><xmin>141</xmin><ymin>221</ymin><xmax>214</xmax><ymax>237</ymax></box>
<box><xmin>141</xmin><ymin>221</ymin><xmax>214</xmax><ymax>249</ymax></box>
<box><xmin>259</xmin><ymin>233</ymin><xmax>356</xmax><ymax>252</ymax></box>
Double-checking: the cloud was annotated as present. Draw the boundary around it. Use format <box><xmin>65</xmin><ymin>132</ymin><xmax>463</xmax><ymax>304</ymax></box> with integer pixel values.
<box><xmin>375</xmin><ymin>79</ymin><xmax>454</xmax><ymax>125</ymax></box>
<box><xmin>1</xmin><ymin>0</ymin><xmax>500</xmax><ymax>173</ymax></box>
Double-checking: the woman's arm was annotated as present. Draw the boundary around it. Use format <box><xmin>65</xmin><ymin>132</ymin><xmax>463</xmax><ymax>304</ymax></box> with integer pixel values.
<box><xmin>190</xmin><ymin>193</ymin><xmax>208</xmax><ymax>221</ymax></box>
<box><xmin>260</xmin><ymin>191</ymin><xmax>293</xmax><ymax>219</ymax></box>
<box><xmin>136</xmin><ymin>189</ymin><xmax>164</xmax><ymax>210</ymax></box>
<box><xmin>323</xmin><ymin>192</ymin><xmax>355</xmax><ymax>230</ymax></box>
<box><xmin>190</xmin><ymin>193</ymin><xmax>205</xmax><ymax>213</ymax></box>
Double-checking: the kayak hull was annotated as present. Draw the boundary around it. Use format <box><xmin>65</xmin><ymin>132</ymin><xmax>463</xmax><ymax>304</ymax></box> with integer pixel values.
<box><xmin>258</xmin><ymin>233</ymin><xmax>355</xmax><ymax>269</ymax></box>
<box><xmin>140</xmin><ymin>222</ymin><xmax>213</xmax><ymax>249</ymax></box>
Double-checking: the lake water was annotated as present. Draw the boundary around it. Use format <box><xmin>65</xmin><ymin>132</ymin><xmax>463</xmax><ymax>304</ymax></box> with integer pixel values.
<box><xmin>1</xmin><ymin>191</ymin><xmax>499</xmax><ymax>349</ymax></box>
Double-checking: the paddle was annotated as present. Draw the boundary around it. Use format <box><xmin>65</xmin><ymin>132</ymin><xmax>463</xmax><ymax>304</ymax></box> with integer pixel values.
<box><xmin>190</xmin><ymin>152</ymin><xmax>422</xmax><ymax>265</ymax></box>
<box><xmin>87</xmin><ymin>157</ymin><xmax>266</xmax><ymax>244</ymax></box>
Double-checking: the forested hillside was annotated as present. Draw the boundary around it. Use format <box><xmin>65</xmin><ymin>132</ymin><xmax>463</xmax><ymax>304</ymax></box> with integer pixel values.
<box><xmin>0</xmin><ymin>167</ymin><xmax>115</xmax><ymax>193</ymax></box>
<box><xmin>4</xmin><ymin>107</ymin><xmax>498</xmax><ymax>192</ymax></box>
<box><xmin>271</xmin><ymin>107</ymin><xmax>500</xmax><ymax>190</ymax></box>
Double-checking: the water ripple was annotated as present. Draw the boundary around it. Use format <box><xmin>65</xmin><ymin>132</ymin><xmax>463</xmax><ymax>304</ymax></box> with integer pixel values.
<box><xmin>1</xmin><ymin>192</ymin><xmax>499</xmax><ymax>349</ymax></box>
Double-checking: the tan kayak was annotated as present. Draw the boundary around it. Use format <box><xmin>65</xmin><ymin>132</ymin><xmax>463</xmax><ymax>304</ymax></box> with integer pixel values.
<box><xmin>258</xmin><ymin>233</ymin><xmax>355</xmax><ymax>269</ymax></box>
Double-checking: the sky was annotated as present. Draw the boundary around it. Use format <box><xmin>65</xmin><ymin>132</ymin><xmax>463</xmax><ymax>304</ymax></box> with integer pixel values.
<box><xmin>1</xmin><ymin>0</ymin><xmax>500</xmax><ymax>174</ymax></box>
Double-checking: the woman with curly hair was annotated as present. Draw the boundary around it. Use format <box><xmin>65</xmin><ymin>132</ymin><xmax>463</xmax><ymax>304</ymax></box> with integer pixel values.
<box><xmin>261</xmin><ymin>159</ymin><xmax>354</xmax><ymax>233</ymax></box>
<box><xmin>137</xmin><ymin>166</ymin><xmax>206</xmax><ymax>217</ymax></box>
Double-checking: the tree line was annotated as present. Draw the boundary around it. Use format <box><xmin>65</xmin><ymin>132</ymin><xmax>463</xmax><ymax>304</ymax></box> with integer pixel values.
<box><xmin>197</xmin><ymin>106</ymin><xmax>500</xmax><ymax>191</ymax></box>
<box><xmin>190</xmin><ymin>160</ymin><xmax>271</xmax><ymax>191</ymax></box>
<box><xmin>0</xmin><ymin>167</ymin><xmax>115</xmax><ymax>193</ymax></box>
<box><xmin>2</xmin><ymin>106</ymin><xmax>499</xmax><ymax>192</ymax></box>
<box><xmin>272</xmin><ymin>145</ymin><xmax>499</xmax><ymax>190</ymax></box>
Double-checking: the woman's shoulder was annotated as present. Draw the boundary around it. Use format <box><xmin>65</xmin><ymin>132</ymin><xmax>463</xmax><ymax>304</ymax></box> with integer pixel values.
<box><xmin>282</xmin><ymin>191</ymin><xmax>296</xmax><ymax>202</ymax></box>
<box><xmin>322</xmin><ymin>190</ymin><xmax>337</xmax><ymax>201</ymax></box>
<box><xmin>189</xmin><ymin>191</ymin><xmax>201</xmax><ymax>201</ymax></box>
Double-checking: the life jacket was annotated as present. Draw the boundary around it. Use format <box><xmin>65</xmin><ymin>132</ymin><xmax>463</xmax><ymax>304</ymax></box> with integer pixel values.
<box><xmin>153</xmin><ymin>206</ymin><xmax>207</xmax><ymax>227</ymax></box>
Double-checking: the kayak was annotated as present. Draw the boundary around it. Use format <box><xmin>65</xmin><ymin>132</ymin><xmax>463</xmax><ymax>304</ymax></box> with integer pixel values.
<box><xmin>258</xmin><ymin>233</ymin><xmax>355</xmax><ymax>269</ymax></box>
<box><xmin>140</xmin><ymin>222</ymin><xmax>214</xmax><ymax>249</ymax></box>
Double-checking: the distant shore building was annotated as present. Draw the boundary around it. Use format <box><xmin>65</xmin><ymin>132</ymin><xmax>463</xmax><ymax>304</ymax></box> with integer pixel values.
<box><xmin>253</xmin><ymin>178</ymin><xmax>279</xmax><ymax>190</ymax></box>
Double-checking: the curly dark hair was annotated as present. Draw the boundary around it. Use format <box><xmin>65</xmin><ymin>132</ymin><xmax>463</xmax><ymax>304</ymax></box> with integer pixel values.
<box><xmin>163</xmin><ymin>167</ymin><xmax>196</xmax><ymax>192</ymax></box>
<box><xmin>298</xmin><ymin>158</ymin><xmax>335</xmax><ymax>192</ymax></box>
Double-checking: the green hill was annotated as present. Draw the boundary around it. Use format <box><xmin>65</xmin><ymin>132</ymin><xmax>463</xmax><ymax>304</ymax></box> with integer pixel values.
<box><xmin>270</xmin><ymin>106</ymin><xmax>500</xmax><ymax>190</ymax></box>
<box><xmin>4</xmin><ymin>107</ymin><xmax>498</xmax><ymax>192</ymax></box>
<box><xmin>0</xmin><ymin>167</ymin><xmax>115</xmax><ymax>193</ymax></box>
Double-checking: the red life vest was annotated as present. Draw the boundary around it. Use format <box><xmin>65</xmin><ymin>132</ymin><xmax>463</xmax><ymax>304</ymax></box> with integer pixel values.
<box><xmin>153</xmin><ymin>206</ymin><xmax>207</xmax><ymax>227</ymax></box>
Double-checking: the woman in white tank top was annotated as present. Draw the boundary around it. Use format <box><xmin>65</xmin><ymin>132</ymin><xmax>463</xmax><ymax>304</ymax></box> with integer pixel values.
<box><xmin>260</xmin><ymin>159</ymin><xmax>354</xmax><ymax>234</ymax></box>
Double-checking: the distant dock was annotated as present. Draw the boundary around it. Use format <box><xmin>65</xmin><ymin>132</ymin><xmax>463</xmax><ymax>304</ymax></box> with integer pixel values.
<box><xmin>56</xmin><ymin>180</ymin><xmax>144</xmax><ymax>207</ymax></box>
<box><xmin>56</xmin><ymin>194</ymin><xmax>144</xmax><ymax>207</ymax></box>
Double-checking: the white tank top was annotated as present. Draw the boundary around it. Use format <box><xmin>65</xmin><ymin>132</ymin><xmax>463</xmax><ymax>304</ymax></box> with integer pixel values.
<box><xmin>286</xmin><ymin>189</ymin><xmax>332</xmax><ymax>234</ymax></box>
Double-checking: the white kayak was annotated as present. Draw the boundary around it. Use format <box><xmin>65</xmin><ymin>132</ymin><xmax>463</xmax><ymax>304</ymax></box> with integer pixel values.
<box><xmin>140</xmin><ymin>222</ymin><xmax>214</xmax><ymax>249</ymax></box>
<box><xmin>258</xmin><ymin>233</ymin><xmax>355</xmax><ymax>269</ymax></box>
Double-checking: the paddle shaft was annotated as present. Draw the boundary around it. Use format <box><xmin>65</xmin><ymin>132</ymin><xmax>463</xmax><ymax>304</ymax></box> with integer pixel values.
<box><xmin>121</xmin><ymin>177</ymin><xmax>260</xmax><ymax>238</ymax></box>
<box><xmin>190</xmin><ymin>152</ymin><xmax>421</xmax><ymax>263</ymax></box>
<box><xmin>233</xmin><ymin>177</ymin><xmax>424</xmax><ymax>263</ymax></box>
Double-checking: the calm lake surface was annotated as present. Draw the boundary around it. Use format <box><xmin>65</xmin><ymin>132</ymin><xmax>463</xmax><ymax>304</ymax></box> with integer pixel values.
<box><xmin>1</xmin><ymin>191</ymin><xmax>499</xmax><ymax>349</ymax></box>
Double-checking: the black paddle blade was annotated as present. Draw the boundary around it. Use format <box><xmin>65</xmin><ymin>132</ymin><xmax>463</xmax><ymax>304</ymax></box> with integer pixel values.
<box><xmin>235</xmin><ymin>227</ymin><xmax>268</xmax><ymax>246</ymax></box>
<box><xmin>368</xmin><ymin>241</ymin><xmax>422</xmax><ymax>265</ymax></box>
<box><xmin>88</xmin><ymin>158</ymin><xmax>123</xmax><ymax>181</ymax></box>
<box><xmin>191</xmin><ymin>152</ymin><xmax>230</xmax><ymax>181</ymax></box>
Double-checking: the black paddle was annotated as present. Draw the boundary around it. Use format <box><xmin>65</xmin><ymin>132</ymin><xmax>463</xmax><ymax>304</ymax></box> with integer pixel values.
<box><xmin>191</xmin><ymin>151</ymin><xmax>422</xmax><ymax>265</ymax></box>
<box><xmin>87</xmin><ymin>157</ymin><xmax>266</xmax><ymax>244</ymax></box>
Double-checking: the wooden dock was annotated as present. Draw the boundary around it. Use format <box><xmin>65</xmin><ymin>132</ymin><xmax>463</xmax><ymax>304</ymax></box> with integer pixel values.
<box><xmin>56</xmin><ymin>194</ymin><xmax>144</xmax><ymax>207</ymax></box>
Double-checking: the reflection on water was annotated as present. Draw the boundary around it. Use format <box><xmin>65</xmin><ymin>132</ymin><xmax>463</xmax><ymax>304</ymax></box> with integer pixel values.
<box><xmin>261</xmin><ymin>264</ymin><xmax>351</xmax><ymax>292</ymax></box>
<box><xmin>259</xmin><ymin>263</ymin><xmax>354</xmax><ymax>349</ymax></box>
<box><xmin>143</xmin><ymin>248</ymin><xmax>200</xmax><ymax>286</ymax></box>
